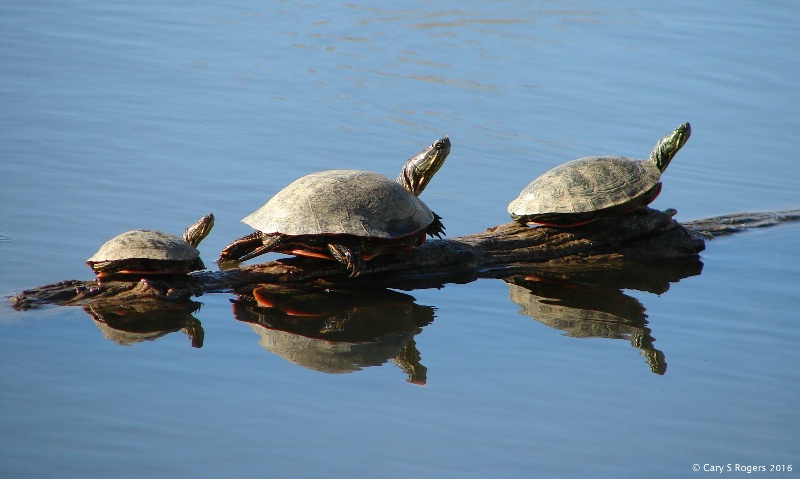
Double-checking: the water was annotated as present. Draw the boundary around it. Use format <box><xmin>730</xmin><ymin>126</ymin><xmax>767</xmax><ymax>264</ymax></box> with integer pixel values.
<box><xmin>1</xmin><ymin>1</ymin><xmax>798</xmax><ymax>477</ymax></box>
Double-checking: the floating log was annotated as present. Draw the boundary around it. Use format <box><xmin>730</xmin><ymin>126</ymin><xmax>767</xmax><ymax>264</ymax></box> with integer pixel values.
<box><xmin>8</xmin><ymin>208</ymin><xmax>800</xmax><ymax>310</ymax></box>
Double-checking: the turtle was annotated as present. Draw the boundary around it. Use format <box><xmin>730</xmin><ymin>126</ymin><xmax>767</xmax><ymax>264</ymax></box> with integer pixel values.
<box><xmin>86</xmin><ymin>213</ymin><xmax>214</xmax><ymax>278</ymax></box>
<box><xmin>508</xmin><ymin>122</ymin><xmax>691</xmax><ymax>227</ymax></box>
<box><xmin>218</xmin><ymin>137</ymin><xmax>451</xmax><ymax>277</ymax></box>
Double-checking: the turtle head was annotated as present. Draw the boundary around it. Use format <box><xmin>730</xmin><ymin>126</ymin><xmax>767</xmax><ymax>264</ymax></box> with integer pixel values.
<box><xmin>396</xmin><ymin>136</ymin><xmax>451</xmax><ymax>196</ymax></box>
<box><xmin>650</xmin><ymin>122</ymin><xmax>691</xmax><ymax>172</ymax></box>
<box><xmin>182</xmin><ymin>213</ymin><xmax>215</xmax><ymax>247</ymax></box>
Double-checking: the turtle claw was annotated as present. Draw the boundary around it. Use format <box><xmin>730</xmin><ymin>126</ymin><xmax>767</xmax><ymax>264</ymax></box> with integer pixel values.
<box><xmin>328</xmin><ymin>243</ymin><xmax>366</xmax><ymax>277</ymax></box>
<box><xmin>426</xmin><ymin>213</ymin><xmax>446</xmax><ymax>239</ymax></box>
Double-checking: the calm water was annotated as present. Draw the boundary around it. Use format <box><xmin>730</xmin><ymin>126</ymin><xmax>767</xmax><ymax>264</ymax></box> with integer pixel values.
<box><xmin>1</xmin><ymin>1</ymin><xmax>798</xmax><ymax>478</ymax></box>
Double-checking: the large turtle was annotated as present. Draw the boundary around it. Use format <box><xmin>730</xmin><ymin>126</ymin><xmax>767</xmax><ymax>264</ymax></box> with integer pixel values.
<box><xmin>87</xmin><ymin>213</ymin><xmax>214</xmax><ymax>278</ymax></box>
<box><xmin>508</xmin><ymin>122</ymin><xmax>691</xmax><ymax>226</ymax></box>
<box><xmin>218</xmin><ymin>137</ymin><xmax>450</xmax><ymax>277</ymax></box>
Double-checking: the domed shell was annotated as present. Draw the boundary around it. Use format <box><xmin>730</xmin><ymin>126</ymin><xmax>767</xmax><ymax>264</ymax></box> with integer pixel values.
<box><xmin>508</xmin><ymin>156</ymin><xmax>661</xmax><ymax>218</ymax></box>
<box><xmin>87</xmin><ymin>230</ymin><xmax>200</xmax><ymax>263</ymax></box>
<box><xmin>242</xmin><ymin>170</ymin><xmax>435</xmax><ymax>238</ymax></box>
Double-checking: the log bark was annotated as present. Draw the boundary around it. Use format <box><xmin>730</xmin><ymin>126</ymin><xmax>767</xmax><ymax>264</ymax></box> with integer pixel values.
<box><xmin>8</xmin><ymin>207</ymin><xmax>800</xmax><ymax>309</ymax></box>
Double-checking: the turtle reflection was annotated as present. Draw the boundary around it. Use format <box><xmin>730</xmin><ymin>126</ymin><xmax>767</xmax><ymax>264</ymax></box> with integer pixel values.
<box><xmin>83</xmin><ymin>300</ymin><xmax>204</xmax><ymax>348</ymax></box>
<box><xmin>505</xmin><ymin>261</ymin><xmax>702</xmax><ymax>375</ymax></box>
<box><xmin>231</xmin><ymin>286</ymin><xmax>435</xmax><ymax>384</ymax></box>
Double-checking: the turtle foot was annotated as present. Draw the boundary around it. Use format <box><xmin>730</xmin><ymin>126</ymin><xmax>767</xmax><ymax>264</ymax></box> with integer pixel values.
<box><xmin>327</xmin><ymin>243</ymin><xmax>366</xmax><ymax>277</ymax></box>
<box><xmin>426</xmin><ymin>213</ymin><xmax>446</xmax><ymax>239</ymax></box>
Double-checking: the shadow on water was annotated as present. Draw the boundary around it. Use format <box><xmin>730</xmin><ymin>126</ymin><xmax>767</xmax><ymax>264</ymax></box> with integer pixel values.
<box><xmin>68</xmin><ymin>257</ymin><xmax>703</xmax><ymax>379</ymax></box>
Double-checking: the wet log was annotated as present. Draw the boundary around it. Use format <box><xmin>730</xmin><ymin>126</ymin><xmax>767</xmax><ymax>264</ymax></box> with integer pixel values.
<box><xmin>681</xmin><ymin>208</ymin><xmax>800</xmax><ymax>238</ymax></box>
<box><xmin>9</xmin><ymin>207</ymin><xmax>800</xmax><ymax>309</ymax></box>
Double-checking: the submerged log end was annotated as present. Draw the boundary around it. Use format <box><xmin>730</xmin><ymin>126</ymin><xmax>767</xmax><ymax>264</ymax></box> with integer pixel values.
<box><xmin>684</xmin><ymin>209</ymin><xmax>800</xmax><ymax>238</ymax></box>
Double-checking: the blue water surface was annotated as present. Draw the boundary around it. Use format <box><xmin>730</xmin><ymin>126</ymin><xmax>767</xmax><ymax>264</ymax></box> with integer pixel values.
<box><xmin>1</xmin><ymin>1</ymin><xmax>798</xmax><ymax>478</ymax></box>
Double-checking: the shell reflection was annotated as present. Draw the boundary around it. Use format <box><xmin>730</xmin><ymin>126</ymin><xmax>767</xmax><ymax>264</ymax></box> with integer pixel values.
<box><xmin>83</xmin><ymin>300</ymin><xmax>204</xmax><ymax>348</ymax></box>
<box><xmin>232</xmin><ymin>286</ymin><xmax>435</xmax><ymax>384</ymax></box>
<box><xmin>505</xmin><ymin>260</ymin><xmax>703</xmax><ymax>375</ymax></box>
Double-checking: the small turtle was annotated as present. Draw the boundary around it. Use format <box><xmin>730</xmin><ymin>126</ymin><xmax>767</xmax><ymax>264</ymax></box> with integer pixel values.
<box><xmin>218</xmin><ymin>137</ymin><xmax>450</xmax><ymax>277</ymax></box>
<box><xmin>508</xmin><ymin>122</ymin><xmax>691</xmax><ymax>226</ymax></box>
<box><xmin>87</xmin><ymin>213</ymin><xmax>214</xmax><ymax>278</ymax></box>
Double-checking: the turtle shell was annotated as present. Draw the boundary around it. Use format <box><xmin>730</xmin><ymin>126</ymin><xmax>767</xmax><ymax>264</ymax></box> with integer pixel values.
<box><xmin>242</xmin><ymin>170</ymin><xmax>435</xmax><ymax>238</ymax></box>
<box><xmin>507</xmin><ymin>156</ymin><xmax>662</xmax><ymax>224</ymax></box>
<box><xmin>86</xmin><ymin>230</ymin><xmax>202</xmax><ymax>275</ymax></box>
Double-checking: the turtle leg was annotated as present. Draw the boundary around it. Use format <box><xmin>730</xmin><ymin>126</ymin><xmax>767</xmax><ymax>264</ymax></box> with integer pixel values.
<box><xmin>219</xmin><ymin>232</ymin><xmax>283</xmax><ymax>263</ymax></box>
<box><xmin>238</xmin><ymin>234</ymin><xmax>284</xmax><ymax>262</ymax></box>
<box><xmin>219</xmin><ymin>232</ymin><xmax>262</xmax><ymax>263</ymax></box>
<box><xmin>425</xmin><ymin>212</ymin><xmax>446</xmax><ymax>239</ymax></box>
<box><xmin>328</xmin><ymin>242</ymin><xmax>366</xmax><ymax>277</ymax></box>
